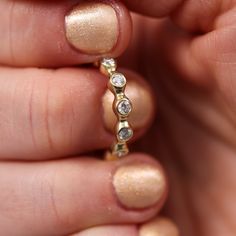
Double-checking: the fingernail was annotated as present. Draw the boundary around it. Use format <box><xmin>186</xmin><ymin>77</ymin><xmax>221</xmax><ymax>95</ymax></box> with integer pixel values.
<box><xmin>113</xmin><ymin>164</ymin><xmax>166</xmax><ymax>209</ymax></box>
<box><xmin>103</xmin><ymin>78</ymin><xmax>155</xmax><ymax>132</ymax></box>
<box><xmin>65</xmin><ymin>2</ymin><xmax>119</xmax><ymax>54</ymax></box>
<box><xmin>139</xmin><ymin>217</ymin><xmax>180</xmax><ymax>236</ymax></box>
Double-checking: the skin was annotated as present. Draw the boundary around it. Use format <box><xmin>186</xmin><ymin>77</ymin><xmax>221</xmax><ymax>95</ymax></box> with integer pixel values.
<box><xmin>0</xmin><ymin>0</ymin><xmax>236</xmax><ymax>235</ymax></box>
<box><xmin>0</xmin><ymin>1</ymin><xmax>165</xmax><ymax>235</ymax></box>
<box><xmin>127</xmin><ymin>1</ymin><xmax>236</xmax><ymax>235</ymax></box>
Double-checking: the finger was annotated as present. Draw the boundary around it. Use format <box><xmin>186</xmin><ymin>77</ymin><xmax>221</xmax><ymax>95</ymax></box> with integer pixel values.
<box><xmin>0</xmin><ymin>67</ymin><xmax>154</xmax><ymax>160</ymax></box>
<box><xmin>72</xmin><ymin>225</ymin><xmax>137</xmax><ymax>236</ymax></box>
<box><xmin>0</xmin><ymin>0</ymin><xmax>131</xmax><ymax>67</ymax></box>
<box><xmin>122</xmin><ymin>0</ymin><xmax>182</xmax><ymax>17</ymax></box>
<box><xmin>0</xmin><ymin>154</ymin><xmax>167</xmax><ymax>236</ymax></box>
<box><xmin>72</xmin><ymin>217</ymin><xmax>180</xmax><ymax>236</ymax></box>
<box><xmin>102</xmin><ymin>69</ymin><xmax>156</xmax><ymax>133</ymax></box>
<box><xmin>156</xmin><ymin>12</ymin><xmax>236</xmax><ymax>145</ymax></box>
<box><xmin>150</xmin><ymin>2</ymin><xmax>236</xmax><ymax>85</ymax></box>
<box><xmin>124</xmin><ymin>0</ymin><xmax>231</xmax><ymax>32</ymax></box>
<box><xmin>139</xmin><ymin>217</ymin><xmax>180</xmax><ymax>236</ymax></box>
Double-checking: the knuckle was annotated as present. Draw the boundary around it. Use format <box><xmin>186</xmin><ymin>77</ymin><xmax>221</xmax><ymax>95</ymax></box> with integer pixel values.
<box><xmin>37</xmin><ymin>168</ymin><xmax>73</xmax><ymax>230</ymax></box>
<box><xmin>32</xmin><ymin>71</ymin><xmax>77</xmax><ymax>154</ymax></box>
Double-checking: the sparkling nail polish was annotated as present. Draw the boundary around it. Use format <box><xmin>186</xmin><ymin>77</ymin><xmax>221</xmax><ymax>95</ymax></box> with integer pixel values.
<box><xmin>113</xmin><ymin>164</ymin><xmax>166</xmax><ymax>209</ymax></box>
<box><xmin>65</xmin><ymin>2</ymin><xmax>118</xmax><ymax>54</ymax></box>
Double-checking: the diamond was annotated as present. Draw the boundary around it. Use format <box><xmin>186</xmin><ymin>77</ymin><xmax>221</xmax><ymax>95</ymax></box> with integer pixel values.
<box><xmin>101</xmin><ymin>58</ymin><xmax>117</xmax><ymax>70</ymax></box>
<box><xmin>116</xmin><ymin>150</ymin><xmax>128</xmax><ymax>157</ymax></box>
<box><xmin>118</xmin><ymin>127</ymin><xmax>133</xmax><ymax>141</ymax></box>
<box><xmin>113</xmin><ymin>143</ymin><xmax>129</xmax><ymax>157</ymax></box>
<box><xmin>117</xmin><ymin>99</ymin><xmax>132</xmax><ymax>116</ymax></box>
<box><xmin>111</xmin><ymin>73</ymin><xmax>126</xmax><ymax>88</ymax></box>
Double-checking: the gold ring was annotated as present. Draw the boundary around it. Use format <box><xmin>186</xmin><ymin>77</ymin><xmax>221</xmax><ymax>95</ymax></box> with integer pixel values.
<box><xmin>99</xmin><ymin>58</ymin><xmax>133</xmax><ymax>160</ymax></box>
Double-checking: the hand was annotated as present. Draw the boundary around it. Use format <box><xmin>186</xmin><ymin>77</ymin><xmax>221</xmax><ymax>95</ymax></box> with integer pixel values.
<box><xmin>121</xmin><ymin>0</ymin><xmax>236</xmax><ymax>235</ymax></box>
<box><xmin>0</xmin><ymin>0</ymin><xmax>171</xmax><ymax>235</ymax></box>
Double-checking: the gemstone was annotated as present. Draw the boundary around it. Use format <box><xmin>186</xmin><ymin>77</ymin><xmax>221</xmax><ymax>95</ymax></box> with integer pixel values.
<box><xmin>111</xmin><ymin>73</ymin><xmax>126</xmax><ymax>87</ymax></box>
<box><xmin>118</xmin><ymin>127</ymin><xmax>133</xmax><ymax>141</ymax></box>
<box><xmin>117</xmin><ymin>99</ymin><xmax>132</xmax><ymax>116</ymax></box>
<box><xmin>117</xmin><ymin>150</ymin><xmax>128</xmax><ymax>157</ymax></box>
<box><xmin>101</xmin><ymin>58</ymin><xmax>116</xmax><ymax>70</ymax></box>
<box><xmin>113</xmin><ymin>143</ymin><xmax>129</xmax><ymax>157</ymax></box>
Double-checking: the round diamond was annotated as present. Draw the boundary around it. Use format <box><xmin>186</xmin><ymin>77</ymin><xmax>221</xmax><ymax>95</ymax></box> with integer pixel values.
<box><xmin>117</xmin><ymin>149</ymin><xmax>128</xmax><ymax>157</ymax></box>
<box><xmin>111</xmin><ymin>73</ymin><xmax>126</xmax><ymax>88</ymax></box>
<box><xmin>101</xmin><ymin>58</ymin><xmax>116</xmax><ymax>69</ymax></box>
<box><xmin>117</xmin><ymin>99</ymin><xmax>132</xmax><ymax>116</ymax></box>
<box><xmin>118</xmin><ymin>127</ymin><xmax>133</xmax><ymax>141</ymax></box>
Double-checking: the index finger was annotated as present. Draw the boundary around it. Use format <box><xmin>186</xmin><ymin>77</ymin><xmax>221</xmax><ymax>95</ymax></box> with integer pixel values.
<box><xmin>0</xmin><ymin>0</ymin><xmax>131</xmax><ymax>67</ymax></box>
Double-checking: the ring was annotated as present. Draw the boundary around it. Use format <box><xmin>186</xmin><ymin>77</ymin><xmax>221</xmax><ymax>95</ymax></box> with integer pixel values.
<box><xmin>99</xmin><ymin>58</ymin><xmax>133</xmax><ymax>160</ymax></box>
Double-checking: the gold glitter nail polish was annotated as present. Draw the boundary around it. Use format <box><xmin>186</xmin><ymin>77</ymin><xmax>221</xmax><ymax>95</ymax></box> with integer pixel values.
<box><xmin>113</xmin><ymin>164</ymin><xmax>166</xmax><ymax>209</ymax></box>
<box><xmin>65</xmin><ymin>2</ymin><xmax>118</xmax><ymax>54</ymax></box>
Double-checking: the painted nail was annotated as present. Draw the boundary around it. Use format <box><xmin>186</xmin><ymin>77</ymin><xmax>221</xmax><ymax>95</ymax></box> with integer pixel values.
<box><xmin>113</xmin><ymin>164</ymin><xmax>166</xmax><ymax>209</ymax></box>
<box><xmin>139</xmin><ymin>217</ymin><xmax>180</xmax><ymax>236</ymax></box>
<box><xmin>103</xmin><ymin>78</ymin><xmax>155</xmax><ymax>132</ymax></box>
<box><xmin>65</xmin><ymin>2</ymin><xmax>119</xmax><ymax>54</ymax></box>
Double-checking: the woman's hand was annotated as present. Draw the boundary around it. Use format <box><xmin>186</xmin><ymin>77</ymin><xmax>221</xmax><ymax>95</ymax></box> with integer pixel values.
<box><xmin>121</xmin><ymin>0</ymin><xmax>236</xmax><ymax>235</ymax></box>
<box><xmin>0</xmin><ymin>0</ymin><xmax>171</xmax><ymax>235</ymax></box>
<box><xmin>2</xmin><ymin>0</ymin><xmax>236</xmax><ymax>235</ymax></box>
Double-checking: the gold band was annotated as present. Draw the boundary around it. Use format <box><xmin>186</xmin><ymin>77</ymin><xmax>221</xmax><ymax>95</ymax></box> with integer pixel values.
<box><xmin>99</xmin><ymin>58</ymin><xmax>133</xmax><ymax>160</ymax></box>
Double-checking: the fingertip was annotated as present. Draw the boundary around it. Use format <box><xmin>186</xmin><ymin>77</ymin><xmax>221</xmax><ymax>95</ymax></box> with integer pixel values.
<box><xmin>102</xmin><ymin>69</ymin><xmax>156</xmax><ymax>136</ymax></box>
<box><xmin>139</xmin><ymin>217</ymin><xmax>180</xmax><ymax>236</ymax></box>
<box><xmin>109</xmin><ymin>0</ymin><xmax>133</xmax><ymax>57</ymax></box>
<box><xmin>73</xmin><ymin>225</ymin><xmax>137</xmax><ymax>236</ymax></box>
<box><xmin>121</xmin><ymin>0</ymin><xmax>182</xmax><ymax>17</ymax></box>
<box><xmin>0</xmin><ymin>0</ymin><xmax>132</xmax><ymax>67</ymax></box>
<box><xmin>112</xmin><ymin>153</ymin><xmax>168</xmax><ymax>211</ymax></box>
<box><xmin>58</xmin><ymin>0</ymin><xmax>133</xmax><ymax>64</ymax></box>
<box><xmin>63</xmin><ymin>0</ymin><xmax>133</xmax><ymax>64</ymax></box>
